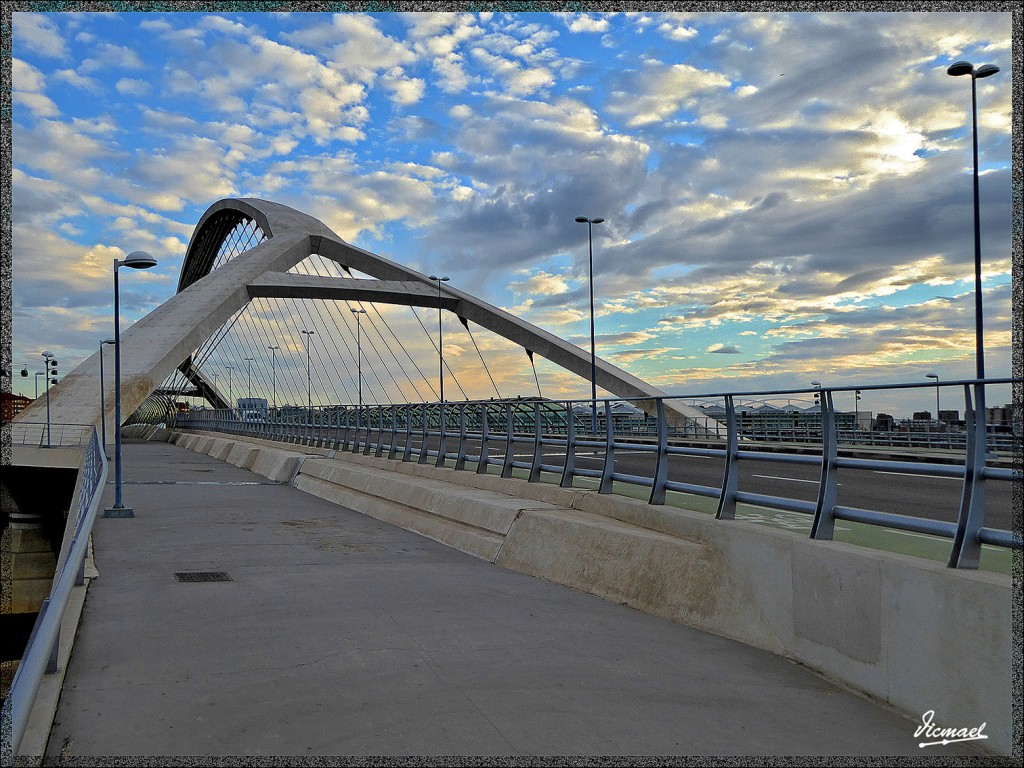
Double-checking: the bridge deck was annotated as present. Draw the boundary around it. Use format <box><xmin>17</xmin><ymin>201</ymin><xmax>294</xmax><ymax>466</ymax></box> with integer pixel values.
<box><xmin>47</xmin><ymin>439</ymin><xmax>985</xmax><ymax>757</ymax></box>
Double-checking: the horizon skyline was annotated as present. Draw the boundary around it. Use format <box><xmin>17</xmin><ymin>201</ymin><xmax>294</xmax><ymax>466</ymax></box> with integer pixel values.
<box><xmin>6</xmin><ymin>9</ymin><xmax>1017</xmax><ymax>417</ymax></box>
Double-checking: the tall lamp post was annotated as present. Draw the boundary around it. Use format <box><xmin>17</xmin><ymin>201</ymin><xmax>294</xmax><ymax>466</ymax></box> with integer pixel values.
<box><xmin>243</xmin><ymin>357</ymin><xmax>255</xmax><ymax>401</ymax></box>
<box><xmin>427</xmin><ymin>276</ymin><xmax>450</xmax><ymax>402</ymax></box>
<box><xmin>947</xmin><ymin>60</ymin><xmax>999</xmax><ymax>383</ymax></box>
<box><xmin>99</xmin><ymin>339</ymin><xmax>115</xmax><ymax>458</ymax></box>
<box><xmin>268</xmin><ymin>345</ymin><xmax>279</xmax><ymax>410</ymax></box>
<box><xmin>41</xmin><ymin>351</ymin><xmax>57</xmax><ymax>447</ymax></box>
<box><xmin>301</xmin><ymin>329</ymin><xmax>315</xmax><ymax>419</ymax></box>
<box><xmin>575</xmin><ymin>216</ymin><xmax>605</xmax><ymax>433</ymax></box>
<box><xmin>925</xmin><ymin>373</ymin><xmax>941</xmax><ymax>427</ymax></box>
<box><xmin>105</xmin><ymin>250</ymin><xmax>157</xmax><ymax>518</ymax></box>
<box><xmin>350</xmin><ymin>309</ymin><xmax>367</xmax><ymax>406</ymax></box>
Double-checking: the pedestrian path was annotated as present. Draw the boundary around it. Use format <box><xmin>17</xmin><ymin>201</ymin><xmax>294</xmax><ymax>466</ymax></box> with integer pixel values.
<box><xmin>46</xmin><ymin>439</ymin><xmax>985</xmax><ymax>757</ymax></box>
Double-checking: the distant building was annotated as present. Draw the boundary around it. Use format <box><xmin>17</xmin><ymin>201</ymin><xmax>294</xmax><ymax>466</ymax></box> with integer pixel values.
<box><xmin>1</xmin><ymin>392</ymin><xmax>31</xmax><ymax>421</ymax></box>
<box><xmin>698</xmin><ymin>402</ymin><xmax>863</xmax><ymax>436</ymax></box>
<box><xmin>986</xmin><ymin>403</ymin><xmax>1014</xmax><ymax>427</ymax></box>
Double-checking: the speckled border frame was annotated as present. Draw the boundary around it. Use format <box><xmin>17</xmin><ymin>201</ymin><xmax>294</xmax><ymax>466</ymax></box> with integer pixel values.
<box><xmin>1</xmin><ymin>2</ymin><xmax>1019</xmax><ymax>765</ymax></box>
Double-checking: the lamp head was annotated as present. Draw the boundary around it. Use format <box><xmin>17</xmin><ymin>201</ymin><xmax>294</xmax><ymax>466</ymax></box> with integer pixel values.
<box><xmin>575</xmin><ymin>216</ymin><xmax>589</xmax><ymax>223</ymax></box>
<box><xmin>925</xmin><ymin>373</ymin><xmax>939</xmax><ymax>380</ymax></box>
<box><xmin>974</xmin><ymin>64</ymin><xmax>999</xmax><ymax>79</ymax></box>
<box><xmin>122</xmin><ymin>250</ymin><xmax>157</xmax><ymax>269</ymax></box>
<box><xmin>947</xmin><ymin>60</ymin><xmax>973</xmax><ymax>77</ymax></box>
<box><xmin>42</xmin><ymin>350</ymin><xmax>54</xmax><ymax>359</ymax></box>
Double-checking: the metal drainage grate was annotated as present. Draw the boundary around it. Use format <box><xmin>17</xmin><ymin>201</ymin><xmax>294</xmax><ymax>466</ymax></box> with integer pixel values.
<box><xmin>174</xmin><ymin>571</ymin><xmax>232</xmax><ymax>583</ymax></box>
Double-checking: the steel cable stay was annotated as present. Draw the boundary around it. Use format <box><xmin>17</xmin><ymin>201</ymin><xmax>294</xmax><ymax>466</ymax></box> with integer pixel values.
<box><xmin>253</xmin><ymin>296</ymin><xmax>317</xmax><ymax>407</ymax></box>
<box><xmin>526</xmin><ymin>349</ymin><xmax>542</xmax><ymax>399</ymax></box>
<box><xmin>460</xmin><ymin>316</ymin><xmax>502</xmax><ymax>399</ymax></box>
<box><xmin>408</xmin><ymin>305</ymin><xmax>468</xmax><ymax>400</ymax></box>
<box><xmin>288</xmin><ymin>259</ymin><xmax>359</xmax><ymax>404</ymax></box>
<box><xmin>324</xmin><ymin>259</ymin><xmax>432</xmax><ymax>403</ymax></box>
<box><xmin>334</xmin><ymin>264</ymin><xmax>437</xmax><ymax>403</ymax></box>
<box><xmin>300</xmin><ymin>257</ymin><xmax>402</xmax><ymax>405</ymax></box>
<box><xmin>290</xmin><ymin>291</ymin><xmax>349</xmax><ymax>408</ymax></box>
<box><xmin>228</xmin><ymin>302</ymin><xmax>282</xmax><ymax>405</ymax></box>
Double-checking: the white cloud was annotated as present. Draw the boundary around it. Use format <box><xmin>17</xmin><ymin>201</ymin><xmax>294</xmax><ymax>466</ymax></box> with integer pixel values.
<box><xmin>53</xmin><ymin>68</ymin><xmax>105</xmax><ymax>94</ymax></box>
<box><xmin>116</xmin><ymin>77</ymin><xmax>151</xmax><ymax>96</ymax></box>
<box><xmin>13</xmin><ymin>14</ymin><xmax>67</xmax><ymax>59</ymax></box>
<box><xmin>563</xmin><ymin>13</ymin><xmax>611</xmax><ymax>33</ymax></box>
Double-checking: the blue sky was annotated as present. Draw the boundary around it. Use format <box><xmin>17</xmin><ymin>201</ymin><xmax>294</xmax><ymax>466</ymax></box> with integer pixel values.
<box><xmin>8</xmin><ymin>9</ymin><xmax>1015</xmax><ymax>415</ymax></box>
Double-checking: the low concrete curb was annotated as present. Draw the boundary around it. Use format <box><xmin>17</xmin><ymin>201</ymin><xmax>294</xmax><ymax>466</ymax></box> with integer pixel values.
<box><xmin>169</xmin><ymin>429</ymin><xmax>1013</xmax><ymax>755</ymax></box>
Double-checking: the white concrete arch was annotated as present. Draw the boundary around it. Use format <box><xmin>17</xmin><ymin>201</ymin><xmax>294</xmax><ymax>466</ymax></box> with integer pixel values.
<box><xmin>17</xmin><ymin>198</ymin><xmax>716</xmax><ymax>433</ymax></box>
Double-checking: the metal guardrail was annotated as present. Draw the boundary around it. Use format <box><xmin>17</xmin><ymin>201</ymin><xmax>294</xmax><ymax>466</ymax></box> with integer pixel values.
<box><xmin>9</xmin><ymin>422</ymin><xmax>97</xmax><ymax>448</ymax></box>
<box><xmin>2</xmin><ymin>426</ymin><xmax>109</xmax><ymax>762</ymax></box>
<box><xmin>177</xmin><ymin>378</ymin><xmax>1020</xmax><ymax>569</ymax></box>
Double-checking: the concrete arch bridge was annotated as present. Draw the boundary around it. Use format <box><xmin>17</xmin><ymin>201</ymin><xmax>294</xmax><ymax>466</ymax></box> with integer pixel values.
<box><xmin>17</xmin><ymin>198</ymin><xmax>715</xmax><ymax>437</ymax></box>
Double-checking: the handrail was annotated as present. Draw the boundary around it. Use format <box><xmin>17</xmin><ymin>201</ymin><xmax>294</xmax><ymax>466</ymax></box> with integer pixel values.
<box><xmin>2</xmin><ymin>426</ymin><xmax>109</xmax><ymax>762</ymax></box>
<box><xmin>174</xmin><ymin>378</ymin><xmax>1021</xmax><ymax>569</ymax></box>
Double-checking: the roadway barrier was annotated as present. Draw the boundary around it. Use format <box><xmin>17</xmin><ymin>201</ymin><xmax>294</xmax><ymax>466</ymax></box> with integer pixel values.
<box><xmin>174</xmin><ymin>378</ymin><xmax>1021</xmax><ymax>569</ymax></box>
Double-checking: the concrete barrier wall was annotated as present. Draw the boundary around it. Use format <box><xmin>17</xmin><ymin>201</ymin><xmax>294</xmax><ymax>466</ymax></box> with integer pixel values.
<box><xmin>167</xmin><ymin>430</ymin><xmax>1012</xmax><ymax>754</ymax></box>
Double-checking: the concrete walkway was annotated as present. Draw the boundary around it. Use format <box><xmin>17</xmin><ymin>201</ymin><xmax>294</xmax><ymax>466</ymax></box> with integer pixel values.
<box><xmin>46</xmin><ymin>439</ymin><xmax>986</xmax><ymax>757</ymax></box>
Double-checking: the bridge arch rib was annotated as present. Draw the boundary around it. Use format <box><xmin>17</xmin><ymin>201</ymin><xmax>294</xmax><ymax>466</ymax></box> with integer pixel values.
<box><xmin>18</xmin><ymin>198</ymin><xmax>716</xmax><ymax>434</ymax></box>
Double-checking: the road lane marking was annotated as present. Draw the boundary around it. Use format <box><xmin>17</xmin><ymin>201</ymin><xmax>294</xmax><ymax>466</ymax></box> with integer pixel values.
<box><xmin>872</xmin><ymin>471</ymin><xmax>961</xmax><ymax>480</ymax></box>
<box><xmin>751</xmin><ymin>474</ymin><xmax>834</xmax><ymax>485</ymax></box>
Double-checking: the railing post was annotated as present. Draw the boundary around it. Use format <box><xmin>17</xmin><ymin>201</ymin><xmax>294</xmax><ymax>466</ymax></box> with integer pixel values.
<box><xmin>560</xmin><ymin>402</ymin><xmax>576</xmax><ymax>488</ymax></box>
<box><xmin>810</xmin><ymin>390</ymin><xmax>839</xmax><ymax>540</ymax></box>
<box><xmin>649</xmin><ymin>399</ymin><xmax>668</xmax><ymax>505</ymax></box>
<box><xmin>418</xmin><ymin>403</ymin><xmax>430</xmax><ymax>464</ymax></box>
<box><xmin>455</xmin><ymin>403</ymin><xmax>469</xmax><ymax>471</ymax></box>
<box><xmin>363</xmin><ymin>406</ymin><xmax>374</xmax><ymax>455</ymax></box>
<box><xmin>477</xmin><ymin>402</ymin><xmax>491</xmax><ymax>474</ymax></box>
<box><xmin>435</xmin><ymin>402</ymin><xmax>448</xmax><ymax>467</ymax></box>
<box><xmin>501</xmin><ymin>403</ymin><xmax>515</xmax><ymax>478</ymax></box>
<box><xmin>716</xmin><ymin>396</ymin><xmax>739</xmax><ymax>519</ymax></box>
<box><xmin>529</xmin><ymin>401</ymin><xmax>543</xmax><ymax>482</ymax></box>
<box><xmin>599</xmin><ymin>403</ymin><xmax>614</xmax><ymax>493</ymax></box>
<box><xmin>374</xmin><ymin>408</ymin><xmax>385</xmax><ymax>457</ymax></box>
<box><xmin>402</xmin><ymin>406</ymin><xmax>414</xmax><ymax>462</ymax></box>
<box><xmin>950</xmin><ymin>383</ymin><xmax>987</xmax><ymax>568</ymax></box>
<box><xmin>387</xmin><ymin>405</ymin><xmax>398</xmax><ymax>458</ymax></box>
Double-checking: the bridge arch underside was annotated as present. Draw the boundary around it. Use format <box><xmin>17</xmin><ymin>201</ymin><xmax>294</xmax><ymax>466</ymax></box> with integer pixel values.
<box><xmin>17</xmin><ymin>197</ymin><xmax>715</xmax><ymax>436</ymax></box>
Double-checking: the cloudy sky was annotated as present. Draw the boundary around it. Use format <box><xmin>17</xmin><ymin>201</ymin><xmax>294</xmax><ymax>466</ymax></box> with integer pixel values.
<box><xmin>7</xmin><ymin>9</ymin><xmax>1015</xmax><ymax>416</ymax></box>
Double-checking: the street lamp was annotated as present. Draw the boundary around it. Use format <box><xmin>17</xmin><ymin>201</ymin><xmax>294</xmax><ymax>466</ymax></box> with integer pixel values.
<box><xmin>427</xmin><ymin>276</ymin><xmax>450</xmax><ymax>402</ymax></box>
<box><xmin>99</xmin><ymin>339</ymin><xmax>115</xmax><ymax>458</ymax></box>
<box><xmin>41</xmin><ymin>351</ymin><xmax>57</xmax><ymax>447</ymax></box>
<box><xmin>925</xmin><ymin>373</ymin><xmax>941</xmax><ymax>427</ymax></box>
<box><xmin>105</xmin><ymin>249</ymin><xmax>157</xmax><ymax>518</ymax></box>
<box><xmin>301</xmin><ymin>329</ymin><xmax>315</xmax><ymax>418</ymax></box>
<box><xmin>350</xmin><ymin>309</ymin><xmax>367</xmax><ymax>406</ymax></box>
<box><xmin>268</xmin><ymin>345</ymin><xmax>279</xmax><ymax>410</ymax></box>
<box><xmin>947</xmin><ymin>59</ymin><xmax>999</xmax><ymax>383</ymax></box>
<box><xmin>243</xmin><ymin>357</ymin><xmax>255</xmax><ymax>401</ymax></box>
<box><xmin>575</xmin><ymin>216</ymin><xmax>605</xmax><ymax>433</ymax></box>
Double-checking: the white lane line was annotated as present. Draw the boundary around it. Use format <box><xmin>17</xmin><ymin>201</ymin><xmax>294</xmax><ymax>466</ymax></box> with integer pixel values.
<box><xmin>873</xmin><ymin>471</ymin><xmax>960</xmax><ymax>480</ymax></box>
<box><xmin>751</xmin><ymin>474</ymin><xmax>833</xmax><ymax>485</ymax></box>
